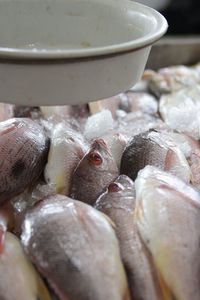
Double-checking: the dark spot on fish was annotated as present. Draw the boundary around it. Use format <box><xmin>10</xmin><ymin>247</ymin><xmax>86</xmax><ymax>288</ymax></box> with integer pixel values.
<box><xmin>88</xmin><ymin>151</ymin><xmax>102</xmax><ymax>166</ymax></box>
<box><xmin>11</xmin><ymin>159</ymin><xmax>26</xmax><ymax>178</ymax></box>
<box><xmin>108</xmin><ymin>182</ymin><xmax>122</xmax><ymax>193</ymax></box>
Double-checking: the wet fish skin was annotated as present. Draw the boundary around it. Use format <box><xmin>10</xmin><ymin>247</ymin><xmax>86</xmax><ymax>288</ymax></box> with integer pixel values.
<box><xmin>95</xmin><ymin>175</ymin><xmax>160</xmax><ymax>300</ymax></box>
<box><xmin>45</xmin><ymin>123</ymin><xmax>87</xmax><ymax>196</ymax></box>
<box><xmin>120</xmin><ymin>130</ymin><xmax>191</xmax><ymax>183</ymax></box>
<box><xmin>100</xmin><ymin>132</ymin><xmax>128</xmax><ymax>169</ymax></box>
<box><xmin>21</xmin><ymin>194</ymin><xmax>130</xmax><ymax>300</ymax></box>
<box><xmin>0</xmin><ymin>118</ymin><xmax>50</xmax><ymax>206</ymax></box>
<box><xmin>0</xmin><ymin>231</ymin><xmax>51</xmax><ymax>300</ymax></box>
<box><xmin>70</xmin><ymin>138</ymin><xmax>119</xmax><ymax>205</ymax></box>
<box><xmin>135</xmin><ymin>166</ymin><xmax>200</xmax><ymax>300</ymax></box>
<box><xmin>162</xmin><ymin>132</ymin><xmax>200</xmax><ymax>190</ymax></box>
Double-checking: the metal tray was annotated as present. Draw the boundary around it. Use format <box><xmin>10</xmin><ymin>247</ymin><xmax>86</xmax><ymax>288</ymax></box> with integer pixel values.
<box><xmin>146</xmin><ymin>36</ymin><xmax>200</xmax><ymax>70</ymax></box>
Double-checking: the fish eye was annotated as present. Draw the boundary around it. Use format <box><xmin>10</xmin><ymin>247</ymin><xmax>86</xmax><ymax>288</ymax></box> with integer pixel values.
<box><xmin>108</xmin><ymin>182</ymin><xmax>122</xmax><ymax>193</ymax></box>
<box><xmin>88</xmin><ymin>151</ymin><xmax>102</xmax><ymax>166</ymax></box>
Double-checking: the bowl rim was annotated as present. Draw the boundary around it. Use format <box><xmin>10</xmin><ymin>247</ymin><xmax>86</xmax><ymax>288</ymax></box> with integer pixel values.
<box><xmin>0</xmin><ymin>0</ymin><xmax>168</xmax><ymax>60</ymax></box>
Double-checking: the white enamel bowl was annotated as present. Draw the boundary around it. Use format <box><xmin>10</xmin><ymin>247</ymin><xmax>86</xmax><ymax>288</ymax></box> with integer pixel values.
<box><xmin>0</xmin><ymin>0</ymin><xmax>168</xmax><ymax>106</ymax></box>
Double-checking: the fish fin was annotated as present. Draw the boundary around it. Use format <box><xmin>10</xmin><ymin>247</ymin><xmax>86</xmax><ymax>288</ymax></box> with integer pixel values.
<box><xmin>156</xmin><ymin>266</ymin><xmax>176</xmax><ymax>300</ymax></box>
<box><xmin>36</xmin><ymin>275</ymin><xmax>52</xmax><ymax>300</ymax></box>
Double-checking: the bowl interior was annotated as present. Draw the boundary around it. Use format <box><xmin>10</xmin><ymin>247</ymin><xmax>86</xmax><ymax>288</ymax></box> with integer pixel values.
<box><xmin>0</xmin><ymin>0</ymin><xmax>167</xmax><ymax>58</ymax></box>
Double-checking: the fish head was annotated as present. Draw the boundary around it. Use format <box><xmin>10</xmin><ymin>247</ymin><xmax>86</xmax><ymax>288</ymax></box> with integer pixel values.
<box><xmin>86</xmin><ymin>139</ymin><xmax>117</xmax><ymax>172</ymax></box>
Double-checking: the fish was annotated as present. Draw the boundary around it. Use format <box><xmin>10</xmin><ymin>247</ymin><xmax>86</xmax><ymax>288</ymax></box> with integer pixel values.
<box><xmin>100</xmin><ymin>132</ymin><xmax>128</xmax><ymax>169</ymax></box>
<box><xmin>44</xmin><ymin>123</ymin><xmax>87</xmax><ymax>196</ymax></box>
<box><xmin>0</xmin><ymin>118</ymin><xmax>50</xmax><ymax>206</ymax></box>
<box><xmin>70</xmin><ymin>138</ymin><xmax>119</xmax><ymax>205</ymax></box>
<box><xmin>120</xmin><ymin>130</ymin><xmax>191</xmax><ymax>183</ymax></box>
<box><xmin>149</xmin><ymin>65</ymin><xmax>200</xmax><ymax>97</ymax></box>
<box><xmin>21</xmin><ymin>194</ymin><xmax>130</xmax><ymax>300</ymax></box>
<box><xmin>159</xmin><ymin>85</ymin><xmax>200</xmax><ymax>140</ymax></box>
<box><xmin>95</xmin><ymin>175</ymin><xmax>160</xmax><ymax>300</ymax></box>
<box><xmin>161</xmin><ymin>132</ymin><xmax>200</xmax><ymax>190</ymax></box>
<box><xmin>0</xmin><ymin>230</ymin><xmax>51</xmax><ymax>300</ymax></box>
<box><xmin>134</xmin><ymin>165</ymin><xmax>200</xmax><ymax>300</ymax></box>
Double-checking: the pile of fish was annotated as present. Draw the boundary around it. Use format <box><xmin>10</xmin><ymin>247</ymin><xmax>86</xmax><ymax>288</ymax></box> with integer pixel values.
<box><xmin>1</xmin><ymin>63</ymin><xmax>200</xmax><ymax>300</ymax></box>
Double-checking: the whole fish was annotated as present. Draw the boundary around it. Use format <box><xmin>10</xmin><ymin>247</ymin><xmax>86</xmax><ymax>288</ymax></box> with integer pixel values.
<box><xmin>21</xmin><ymin>194</ymin><xmax>130</xmax><ymax>300</ymax></box>
<box><xmin>70</xmin><ymin>138</ymin><xmax>119</xmax><ymax>204</ymax></box>
<box><xmin>120</xmin><ymin>130</ymin><xmax>191</xmax><ymax>183</ymax></box>
<box><xmin>135</xmin><ymin>166</ymin><xmax>200</xmax><ymax>300</ymax></box>
<box><xmin>0</xmin><ymin>118</ymin><xmax>49</xmax><ymax>206</ymax></box>
<box><xmin>95</xmin><ymin>175</ymin><xmax>160</xmax><ymax>300</ymax></box>
<box><xmin>0</xmin><ymin>230</ymin><xmax>51</xmax><ymax>300</ymax></box>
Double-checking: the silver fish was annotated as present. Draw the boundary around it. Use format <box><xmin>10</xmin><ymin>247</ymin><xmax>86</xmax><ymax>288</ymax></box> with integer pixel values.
<box><xmin>135</xmin><ymin>165</ymin><xmax>200</xmax><ymax>300</ymax></box>
<box><xmin>95</xmin><ymin>175</ymin><xmax>160</xmax><ymax>300</ymax></box>
<box><xmin>0</xmin><ymin>231</ymin><xmax>51</xmax><ymax>300</ymax></box>
<box><xmin>0</xmin><ymin>118</ymin><xmax>49</xmax><ymax>206</ymax></box>
<box><xmin>70</xmin><ymin>138</ymin><xmax>119</xmax><ymax>204</ymax></box>
<box><xmin>120</xmin><ymin>130</ymin><xmax>191</xmax><ymax>183</ymax></box>
<box><xmin>21</xmin><ymin>195</ymin><xmax>130</xmax><ymax>300</ymax></box>
<box><xmin>161</xmin><ymin>132</ymin><xmax>200</xmax><ymax>190</ymax></box>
